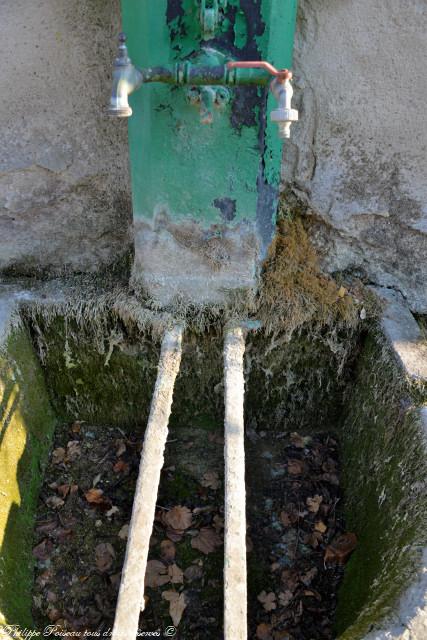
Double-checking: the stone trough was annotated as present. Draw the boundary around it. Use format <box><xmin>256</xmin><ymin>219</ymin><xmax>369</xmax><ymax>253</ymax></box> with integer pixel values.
<box><xmin>0</xmin><ymin>283</ymin><xmax>426</xmax><ymax>639</ymax></box>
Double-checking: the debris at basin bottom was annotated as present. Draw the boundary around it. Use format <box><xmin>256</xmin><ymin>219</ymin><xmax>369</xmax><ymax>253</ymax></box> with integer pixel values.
<box><xmin>32</xmin><ymin>419</ymin><xmax>350</xmax><ymax>639</ymax></box>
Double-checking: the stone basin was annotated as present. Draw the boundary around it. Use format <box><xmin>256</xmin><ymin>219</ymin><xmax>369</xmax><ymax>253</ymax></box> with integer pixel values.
<box><xmin>0</xmin><ymin>284</ymin><xmax>426</xmax><ymax>639</ymax></box>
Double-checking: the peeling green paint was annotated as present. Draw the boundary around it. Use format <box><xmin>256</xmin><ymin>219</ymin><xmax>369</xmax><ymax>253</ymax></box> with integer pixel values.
<box><xmin>233</xmin><ymin>10</ymin><xmax>248</xmax><ymax>49</ymax></box>
<box><xmin>120</xmin><ymin>0</ymin><xmax>298</xmax><ymax>242</ymax></box>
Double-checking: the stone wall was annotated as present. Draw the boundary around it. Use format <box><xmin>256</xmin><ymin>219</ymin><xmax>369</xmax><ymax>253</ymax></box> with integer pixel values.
<box><xmin>285</xmin><ymin>0</ymin><xmax>427</xmax><ymax>312</ymax></box>
<box><xmin>0</xmin><ymin>0</ymin><xmax>131</xmax><ymax>275</ymax></box>
<box><xmin>1</xmin><ymin>1</ymin><xmax>426</xmax><ymax>311</ymax></box>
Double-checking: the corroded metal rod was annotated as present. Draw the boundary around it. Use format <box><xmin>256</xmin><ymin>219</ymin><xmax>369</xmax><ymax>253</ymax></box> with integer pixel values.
<box><xmin>140</xmin><ymin>63</ymin><xmax>272</xmax><ymax>86</ymax></box>
<box><xmin>223</xmin><ymin>326</ymin><xmax>247</xmax><ymax>640</ymax></box>
<box><xmin>111</xmin><ymin>325</ymin><xmax>184</xmax><ymax>640</ymax></box>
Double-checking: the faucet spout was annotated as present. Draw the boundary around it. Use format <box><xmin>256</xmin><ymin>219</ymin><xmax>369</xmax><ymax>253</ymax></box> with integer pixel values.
<box><xmin>270</xmin><ymin>77</ymin><xmax>298</xmax><ymax>139</ymax></box>
<box><xmin>108</xmin><ymin>33</ymin><xmax>144</xmax><ymax>117</ymax></box>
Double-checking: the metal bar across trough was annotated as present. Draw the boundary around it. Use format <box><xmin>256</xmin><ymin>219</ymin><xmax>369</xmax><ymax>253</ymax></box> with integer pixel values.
<box><xmin>223</xmin><ymin>326</ymin><xmax>248</xmax><ymax>640</ymax></box>
<box><xmin>112</xmin><ymin>324</ymin><xmax>249</xmax><ymax>639</ymax></box>
<box><xmin>112</xmin><ymin>325</ymin><xmax>184</xmax><ymax>640</ymax></box>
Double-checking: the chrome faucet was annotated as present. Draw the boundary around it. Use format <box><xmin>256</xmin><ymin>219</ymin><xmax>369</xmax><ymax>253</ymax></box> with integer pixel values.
<box><xmin>107</xmin><ymin>33</ymin><xmax>298</xmax><ymax>139</ymax></box>
<box><xmin>108</xmin><ymin>33</ymin><xmax>143</xmax><ymax>117</ymax></box>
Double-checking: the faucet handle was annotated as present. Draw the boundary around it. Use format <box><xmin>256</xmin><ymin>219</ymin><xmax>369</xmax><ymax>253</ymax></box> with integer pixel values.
<box><xmin>115</xmin><ymin>32</ymin><xmax>132</xmax><ymax>66</ymax></box>
<box><xmin>226</xmin><ymin>60</ymin><xmax>292</xmax><ymax>82</ymax></box>
<box><xmin>108</xmin><ymin>32</ymin><xmax>136</xmax><ymax>118</ymax></box>
<box><xmin>227</xmin><ymin>61</ymin><xmax>297</xmax><ymax>140</ymax></box>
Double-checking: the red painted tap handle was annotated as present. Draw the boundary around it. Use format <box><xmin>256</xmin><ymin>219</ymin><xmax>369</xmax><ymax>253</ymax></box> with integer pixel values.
<box><xmin>226</xmin><ymin>60</ymin><xmax>292</xmax><ymax>81</ymax></box>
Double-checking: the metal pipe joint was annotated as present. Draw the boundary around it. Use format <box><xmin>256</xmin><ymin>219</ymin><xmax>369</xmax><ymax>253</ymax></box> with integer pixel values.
<box><xmin>107</xmin><ymin>33</ymin><xmax>299</xmax><ymax>138</ymax></box>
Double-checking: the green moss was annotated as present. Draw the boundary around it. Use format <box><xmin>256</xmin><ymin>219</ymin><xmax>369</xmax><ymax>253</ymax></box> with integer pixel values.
<box><xmin>0</xmin><ymin>327</ymin><xmax>57</xmax><ymax>628</ymax></box>
<box><xmin>336</xmin><ymin>333</ymin><xmax>427</xmax><ymax>638</ymax></box>
<box><xmin>161</xmin><ymin>472</ymin><xmax>199</xmax><ymax>504</ymax></box>
<box><xmin>27</xmin><ymin>315</ymin><xmax>160</xmax><ymax>430</ymax></box>
<box><xmin>175</xmin><ymin>538</ymin><xmax>200</xmax><ymax>568</ymax></box>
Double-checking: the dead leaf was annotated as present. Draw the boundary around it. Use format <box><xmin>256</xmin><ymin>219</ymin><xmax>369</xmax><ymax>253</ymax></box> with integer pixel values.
<box><xmin>213</xmin><ymin>514</ymin><xmax>224</xmax><ymax>532</ymax></box>
<box><xmin>95</xmin><ymin>543</ymin><xmax>115</xmax><ymax>572</ymax></box>
<box><xmin>301</xmin><ymin>567</ymin><xmax>318</xmax><ymax>586</ymax></box>
<box><xmin>321</xmin><ymin>472</ymin><xmax>340</xmax><ymax>486</ymax></box>
<box><xmin>280</xmin><ymin>511</ymin><xmax>292</xmax><ymax>527</ymax></box>
<box><xmin>145</xmin><ymin>560</ymin><xmax>170</xmax><ymax>588</ymax></box>
<box><xmin>184</xmin><ymin>565</ymin><xmax>203</xmax><ymax>582</ymax></box>
<box><xmin>36</xmin><ymin>516</ymin><xmax>58</xmax><ymax>534</ymax></box>
<box><xmin>46</xmin><ymin>495</ymin><xmax>65</xmax><ymax>510</ymax></box>
<box><xmin>192</xmin><ymin>505</ymin><xmax>215</xmax><ymax>516</ymax></box>
<box><xmin>118</xmin><ymin>524</ymin><xmax>129</xmax><ymax>540</ymax></box>
<box><xmin>36</xmin><ymin>568</ymin><xmax>54</xmax><ymax>588</ymax></box>
<box><xmin>47</xmin><ymin>607</ymin><xmax>61</xmax><ymax>622</ymax></box>
<box><xmin>278</xmin><ymin>590</ymin><xmax>293</xmax><ymax>607</ymax></box>
<box><xmin>338</xmin><ymin>286</ymin><xmax>347</xmax><ymax>298</ymax></box>
<box><xmin>306</xmin><ymin>495</ymin><xmax>323</xmax><ymax>513</ymax></box>
<box><xmin>256</xmin><ymin>623</ymin><xmax>273</xmax><ymax>640</ymax></box>
<box><xmin>163</xmin><ymin>506</ymin><xmax>192</xmax><ymax>532</ymax></box>
<box><xmin>287</xmin><ymin>459</ymin><xmax>306</xmax><ymax>475</ymax></box>
<box><xmin>57</xmin><ymin>484</ymin><xmax>71</xmax><ymax>498</ymax></box>
<box><xmin>162</xmin><ymin>591</ymin><xmax>187</xmax><ymax>627</ymax></box>
<box><xmin>168</xmin><ymin>564</ymin><xmax>184</xmax><ymax>584</ymax></box>
<box><xmin>150</xmin><ymin>534</ymin><xmax>159</xmax><ymax>547</ymax></box>
<box><xmin>110</xmin><ymin>573</ymin><xmax>122</xmax><ymax>589</ymax></box>
<box><xmin>290</xmin><ymin>433</ymin><xmax>312</xmax><ymax>448</ymax></box>
<box><xmin>324</xmin><ymin>532</ymin><xmax>357</xmax><ymax>564</ymax></box>
<box><xmin>200</xmin><ymin>471</ymin><xmax>220</xmax><ymax>490</ymax></box>
<box><xmin>322</xmin><ymin>458</ymin><xmax>337</xmax><ymax>473</ymax></box>
<box><xmin>314</xmin><ymin>520</ymin><xmax>327</xmax><ymax>533</ymax></box>
<box><xmin>160</xmin><ymin>539</ymin><xmax>176</xmax><ymax>562</ymax></box>
<box><xmin>257</xmin><ymin>590</ymin><xmax>277</xmax><ymax>612</ymax></box>
<box><xmin>85</xmin><ymin>488</ymin><xmax>106</xmax><ymax>504</ymax></box>
<box><xmin>166</xmin><ymin>529</ymin><xmax>183</xmax><ymax>543</ymax></box>
<box><xmin>51</xmin><ymin>527</ymin><xmax>73</xmax><ymax>543</ymax></box>
<box><xmin>113</xmin><ymin>459</ymin><xmax>129</xmax><ymax>474</ymax></box>
<box><xmin>305</xmin><ymin>531</ymin><xmax>323</xmax><ymax>548</ymax></box>
<box><xmin>191</xmin><ymin>527</ymin><xmax>222</xmax><ymax>554</ymax></box>
<box><xmin>66</xmin><ymin>440</ymin><xmax>81</xmax><ymax>460</ymax></box>
<box><xmin>116</xmin><ymin>439</ymin><xmax>126</xmax><ymax>457</ymax></box>
<box><xmin>281</xmin><ymin>569</ymin><xmax>299</xmax><ymax>593</ymax></box>
<box><xmin>52</xmin><ymin>447</ymin><xmax>66</xmax><ymax>464</ymax></box>
<box><xmin>33</xmin><ymin>539</ymin><xmax>53</xmax><ymax>561</ymax></box>
<box><xmin>71</xmin><ymin>421</ymin><xmax>82</xmax><ymax>434</ymax></box>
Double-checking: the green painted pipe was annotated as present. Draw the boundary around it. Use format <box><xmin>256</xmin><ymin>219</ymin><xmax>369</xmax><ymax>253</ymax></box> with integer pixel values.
<box><xmin>119</xmin><ymin>0</ymin><xmax>298</xmax><ymax>227</ymax></box>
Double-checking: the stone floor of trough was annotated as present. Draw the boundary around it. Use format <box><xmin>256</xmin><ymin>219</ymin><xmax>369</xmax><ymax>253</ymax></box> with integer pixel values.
<box><xmin>32</xmin><ymin>418</ymin><xmax>354</xmax><ymax>639</ymax></box>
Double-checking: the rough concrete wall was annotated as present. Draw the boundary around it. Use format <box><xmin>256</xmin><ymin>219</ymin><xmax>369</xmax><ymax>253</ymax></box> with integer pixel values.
<box><xmin>0</xmin><ymin>0</ymin><xmax>131</xmax><ymax>276</ymax></box>
<box><xmin>285</xmin><ymin>0</ymin><xmax>427</xmax><ymax>313</ymax></box>
<box><xmin>1</xmin><ymin>1</ymin><xmax>426</xmax><ymax>311</ymax></box>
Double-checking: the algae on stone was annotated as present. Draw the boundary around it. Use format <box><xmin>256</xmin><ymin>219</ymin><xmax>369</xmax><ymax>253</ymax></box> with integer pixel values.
<box><xmin>336</xmin><ymin>332</ymin><xmax>427</xmax><ymax>638</ymax></box>
<box><xmin>0</xmin><ymin>328</ymin><xmax>57</xmax><ymax>630</ymax></box>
